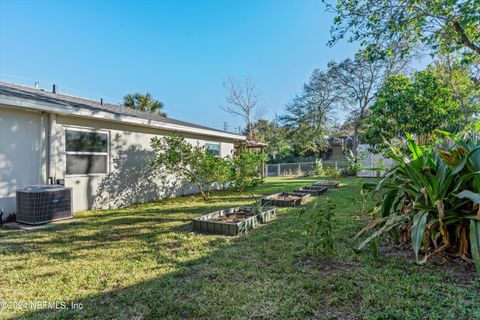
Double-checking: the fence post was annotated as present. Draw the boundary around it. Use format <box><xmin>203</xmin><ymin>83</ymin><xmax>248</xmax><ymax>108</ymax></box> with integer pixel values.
<box><xmin>277</xmin><ymin>163</ymin><xmax>281</xmax><ymax>177</ymax></box>
<box><xmin>335</xmin><ymin>162</ymin><xmax>338</xmax><ymax>170</ymax></box>
<box><xmin>298</xmin><ymin>163</ymin><xmax>301</xmax><ymax>175</ymax></box>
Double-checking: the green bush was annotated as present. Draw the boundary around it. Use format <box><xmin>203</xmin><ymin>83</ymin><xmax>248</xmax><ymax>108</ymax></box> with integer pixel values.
<box><xmin>358</xmin><ymin>132</ymin><xmax>480</xmax><ymax>273</ymax></box>
<box><xmin>323</xmin><ymin>166</ymin><xmax>341</xmax><ymax>179</ymax></box>
<box><xmin>231</xmin><ymin>151</ymin><xmax>265</xmax><ymax>191</ymax></box>
<box><xmin>341</xmin><ymin>150</ymin><xmax>362</xmax><ymax>176</ymax></box>
<box><xmin>151</xmin><ymin>135</ymin><xmax>231</xmax><ymax>201</ymax></box>
<box><xmin>314</xmin><ymin>158</ymin><xmax>325</xmax><ymax>176</ymax></box>
<box><xmin>305</xmin><ymin>201</ymin><xmax>336</xmax><ymax>258</ymax></box>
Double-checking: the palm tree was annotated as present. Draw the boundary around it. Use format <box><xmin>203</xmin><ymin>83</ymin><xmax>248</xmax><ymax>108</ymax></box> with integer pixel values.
<box><xmin>122</xmin><ymin>93</ymin><xmax>166</xmax><ymax>116</ymax></box>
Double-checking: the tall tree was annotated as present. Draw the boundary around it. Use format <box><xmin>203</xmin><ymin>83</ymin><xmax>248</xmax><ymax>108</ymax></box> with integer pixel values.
<box><xmin>327</xmin><ymin>57</ymin><xmax>381</xmax><ymax>151</ymax></box>
<box><xmin>280</xmin><ymin>69</ymin><xmax>340</xmax><ymax>155</ymax></box>
<box><xmin>254</xmin><ymin>119</ymin><xmax>292</xmax><ymax>161</ymax></box>
<box><xmin>364</xmin><ymin>70</ymin><xmax>463</xmax><ymax>144</ymax></box>
<box><xmin>123</xmin><ymin>93</ymin><xmax>166</xmax><ymax>116</ymax></box>
<box><xmin>326</xmin><ymin>0</ymin><xmax>480</xmax><ymax>63</ymax></box>
<box><xmin>328</xmin><ymin>48</ymin><xmax>412</xmax><ymax>151</ymax></box>
<box><xmin>431</xmin><ymin>54</ymin><xmax>480</xmax><ymax>122</ymax></box>
<box><xmin>221</xmin><ymin>77</ymin><xmax>265</xmax><ymax>139</ymax></box>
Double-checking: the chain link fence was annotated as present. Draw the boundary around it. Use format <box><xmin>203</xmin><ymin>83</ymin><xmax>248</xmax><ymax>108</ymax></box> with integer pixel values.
<box><xmin>265</xmin><ymin>159</ymin><xmax>348</xmax><ymax>177</ymax></box>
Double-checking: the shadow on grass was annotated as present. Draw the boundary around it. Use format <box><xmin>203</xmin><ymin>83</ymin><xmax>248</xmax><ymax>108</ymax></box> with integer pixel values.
<box><xmin>12</xmin><ymin>205</ymin><xmax>310</xmax><ymax>319</ymax></box>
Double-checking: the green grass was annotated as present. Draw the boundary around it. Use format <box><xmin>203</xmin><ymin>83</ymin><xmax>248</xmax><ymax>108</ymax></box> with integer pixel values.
<box><xmin>0</xmin><ymin>177</ymin><xmax>479</xmax><ymax>319</ymax></box>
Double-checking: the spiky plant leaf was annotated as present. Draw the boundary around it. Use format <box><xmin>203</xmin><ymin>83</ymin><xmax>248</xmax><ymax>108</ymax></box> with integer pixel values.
<box><xmin>412</xmin><ymin>210</ymin><xmax>428</xmax><ymax>262</ymax></box>
<box><xmin>455</xmin><ymin>190</ymin><xmax>480</xmax><ymax>204</ymax></box>
<box><xmin>469</xmin><ymin>219</ymin><xmax>480</xmax><ymax>275</ymax></box>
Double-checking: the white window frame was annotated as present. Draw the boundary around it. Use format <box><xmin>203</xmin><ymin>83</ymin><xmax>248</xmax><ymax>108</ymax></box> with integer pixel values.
<box><xmin>204</xmin><ymin>141</ymin><xmax>222</xmax><ymax>158</ymax></box>
<box><xmin>63</xmin><ymin>126</ymin><xmax>110</xmax><ymax>177</ymax></box>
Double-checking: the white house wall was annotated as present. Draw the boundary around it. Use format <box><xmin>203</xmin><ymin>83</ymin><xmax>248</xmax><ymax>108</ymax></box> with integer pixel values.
<box><xmin>0</xmin><ymin>106</ymin><xmax>47</xmax><ymax>216</ymax></box>
<box><xmin>0</xmin><ymin>105</ymin><xmax>237</xmax><ymax>216</ymax></box>
<box><xmin>54</xmin><ymin>115</ymin><xmax>235</xmax><ymax>212</ymax></box>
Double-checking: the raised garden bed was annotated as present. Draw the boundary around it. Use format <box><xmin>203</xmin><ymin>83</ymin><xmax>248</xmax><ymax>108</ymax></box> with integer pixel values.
<box><xmin>192</xmin><ymin>206</ymin><xmax>277</xmax><ymax>236</ymax></box>
<box><xmin>262</xmin><ymin>192</ymin><xmax>310</xmax><ymax>207</ymax></box>
<box><xmin>312</xmin><ymin>180</ymin><xmax>340</xmax><ymax>188</ymax></box>
<box><xmin>294</xmin><ymin>186</ymin><xmax>327</xmax><ymax>196</ymax></box>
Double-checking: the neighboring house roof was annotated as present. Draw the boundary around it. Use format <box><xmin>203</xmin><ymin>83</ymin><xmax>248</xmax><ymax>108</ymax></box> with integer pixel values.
<box><xmin>0</xmin><ymin>81</ymin><xmax>246</xmax><ymax>140</ymax></box>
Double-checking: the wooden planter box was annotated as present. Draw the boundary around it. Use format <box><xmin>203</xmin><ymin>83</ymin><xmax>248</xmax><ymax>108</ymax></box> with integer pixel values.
<box><xmin>294</xmin><ymin>186</ymin><xmax>327</xmax><ymax>196</ymax></box>
<box><xmin>262</xmin><ymin>192</ymin><xmax>310</xmax><ymax>207</ymax></box>
<box><xmin>312</xmin><ymin>180</ymin><xmax>340</xmax><ymax>188</ymax></box>
<box><xmin>192</xmin><ymin>206</ymin><xmax>277</xmax><ymax>236</ymax></box>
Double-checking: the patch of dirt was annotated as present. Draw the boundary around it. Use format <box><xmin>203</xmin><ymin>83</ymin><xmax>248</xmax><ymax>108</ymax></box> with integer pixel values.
<box><xmin>311</xmin><ymin>305</ymin><xmax>361</xmax><ymax>320</ymax></box>
<box><xmin>294</xmin><ymin>256</ymin><xmax>360</xmax><ymax>275</ymax></box>
<box><xmin>379</xmin><ymin>242</ymin><xmax>477</xmax><ymax>285</ymax></box>
<box><xmin>272</xmin><ymin>194</ymin><xmax>302</xmax><ymax>201</ymax></box>
<box><xmin>209</xmin><ymin>211</ymin><xmax>254</xmax><ymax>223</ymax></box>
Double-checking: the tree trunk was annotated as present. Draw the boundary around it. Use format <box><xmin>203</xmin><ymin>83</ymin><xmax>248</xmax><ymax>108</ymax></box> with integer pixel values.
<box><xmin>197</xmin><ymin>184</ymin><xmax>208</xmax><ymax>201</ymax></box>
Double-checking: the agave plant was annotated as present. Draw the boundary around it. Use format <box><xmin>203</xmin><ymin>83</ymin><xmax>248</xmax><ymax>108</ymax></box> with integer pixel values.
<box><xmin>357</xmin><ymin>132</ymin><xmax>480</xmax><ymax>273</ymax></box>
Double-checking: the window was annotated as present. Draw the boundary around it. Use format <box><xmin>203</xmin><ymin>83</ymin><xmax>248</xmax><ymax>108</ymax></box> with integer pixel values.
<box><xmin>205</xmin><ymin>143</ymin><xmax>220</xmax><ymax>157</ymax></box>
<box><xmin>65</xmin><ymin>129</ymin><xmax>109</xmax><ymax>175</ymax></box>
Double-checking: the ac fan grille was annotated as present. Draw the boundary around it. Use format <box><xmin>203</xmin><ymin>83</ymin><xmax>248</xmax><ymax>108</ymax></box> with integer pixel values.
<box><xmin>16</xmin><ymin>187</ymin><xmax>72</xmax><ymax>225</ymax></box>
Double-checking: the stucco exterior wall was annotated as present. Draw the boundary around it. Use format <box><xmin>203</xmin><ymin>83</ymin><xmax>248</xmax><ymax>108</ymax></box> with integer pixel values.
<box><xmin>54</xmin><ymin>116</ymin><xmax>235</xmax><ymax>212</ymax></box>
<box><xmin>0</xmin><ymin>106</ymin><xmax>47</xmax><ymax>216</ymax></box>
<box><xmin>0</xmin><ymin>105</ymin><xmax>237</xmax><ymax>217</ymax></box>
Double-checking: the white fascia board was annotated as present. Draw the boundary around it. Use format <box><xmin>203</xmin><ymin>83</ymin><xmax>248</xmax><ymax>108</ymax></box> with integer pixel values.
<box><xmin>0</xmin><ymin>95</ymin><xmax>246</xmax><ymax>141</ymax></box>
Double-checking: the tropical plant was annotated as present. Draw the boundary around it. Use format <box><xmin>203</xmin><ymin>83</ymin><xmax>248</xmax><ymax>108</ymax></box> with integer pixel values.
<box><xmin>357</xmin><ymin>132</ymin><xmax>480</xmax><ymax>273</ymax></box>
<box><xmin>314</xmin><ymin>158</ymin><xmax>324</xmax><ymax>176</ymax></box>
<box><xmin>341</xmin><ymin>149</ymin><xmax>362</xmax><ymax>176</ymax></box>
<box><xmin>123</xmin><ymin>93</ymin><xmax>166</xmax><ymax>115</ymax></box>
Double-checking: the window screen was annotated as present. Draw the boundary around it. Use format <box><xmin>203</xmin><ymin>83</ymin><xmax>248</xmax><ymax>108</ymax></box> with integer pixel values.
<box><xmin>65</xmin><ymin>129</ymin><xmax>109</xmax><ymax>175</ymax></box>
<box><xmin>65</xmin><ymin>130</ymin><xmax>108</xmax><ymax>152</ymax></box>
<box><xmin>205</xmin><ymin>143</ymin><xmax>220</xmax><ymax>157</ymax></box>
<box><xmin>66</xmin><ymin>154</ymin><xmax>108</xmax><ymax>175</ymax></box>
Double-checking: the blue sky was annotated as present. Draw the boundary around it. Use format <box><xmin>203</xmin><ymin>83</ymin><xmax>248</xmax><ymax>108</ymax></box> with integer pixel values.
<box><xmin>0</xmin><ymin>0</ymin><xmax>358</xmax><ymax>132</ymax></box>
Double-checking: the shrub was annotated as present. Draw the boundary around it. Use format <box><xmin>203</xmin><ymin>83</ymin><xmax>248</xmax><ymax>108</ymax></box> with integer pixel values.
<box><xmin>305</xmin><ymin>201</ymin><xmax>336</xmax><ymax>258</ymax></box>
<box><xmin>231</xmin><ymin>151</ymin><xmax>265</xmax><ymax>191</ymax></box>
<box><xmin>323</xmin><ymin>166</ymin><xmax>341</xmax><ymax>179</ymax></box>
<box><xmin>357</xmin><ymin>132</ymin><xmax>480</xmax><ymax>273</ymax></box>
<box><xmin>341</xmin><ymin>150</ymin><xmax>362</xmax><ymax>176</ymax></box>
<box><xmin>314</xmin><ymin>158</ymin><xmax>325</xmax><ymax>176</ymax></box>
<box><xmin>151</xmin><ymin>135</ymin><xmax>231</xmax><ymax>201</ymax></box>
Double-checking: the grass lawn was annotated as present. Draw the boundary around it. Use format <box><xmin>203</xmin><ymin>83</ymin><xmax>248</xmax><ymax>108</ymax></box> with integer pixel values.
<box><xmin>1</xmin><ymin>177</ymin><xmax>479</xmax><ymax>319</ymax></box>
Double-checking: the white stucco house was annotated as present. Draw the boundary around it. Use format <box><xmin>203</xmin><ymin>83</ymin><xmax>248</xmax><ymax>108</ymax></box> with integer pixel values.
<box><xmin>0</xmin><ymin>81</ymin><xmax>246</xmax><ymax>217</ymax></box>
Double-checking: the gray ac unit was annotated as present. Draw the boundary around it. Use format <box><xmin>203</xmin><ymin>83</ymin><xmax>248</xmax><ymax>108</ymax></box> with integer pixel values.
<box><xmin>16</xmin><ymin>185</ymin><xmax>72</xmax><ymax>225</ymax></box>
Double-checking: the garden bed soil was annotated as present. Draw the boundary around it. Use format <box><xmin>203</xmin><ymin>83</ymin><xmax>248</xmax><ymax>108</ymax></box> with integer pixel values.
<box><xmin>192</xmin><ymin>206</ymin><xmax>276</xmax><ymax>236</ymax></box>
<box><xmin>262</xmin><ymin>192</ymin><xmax>310</xmax><ymax>207</ymax></box>
<box><xmin>210</xmin><ymin>210</ymin><xmax>254</xmax><ymax>223</ymax></box>
<box><xmin>295</xmin><ymin>186</ymin><xmax>328</xmax><ymax>196</ymax></box>
<box><xmin>313</xmin><ymin>180</ymin><xmax>340</xmax><ymax>188</ymax></box>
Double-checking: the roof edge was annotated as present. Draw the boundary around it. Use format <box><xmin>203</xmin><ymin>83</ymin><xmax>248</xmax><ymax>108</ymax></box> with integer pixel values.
<box><xmin>0</xmin><ymin>92</ymin><xmax>246</xmax><ymax>141</ymax></box>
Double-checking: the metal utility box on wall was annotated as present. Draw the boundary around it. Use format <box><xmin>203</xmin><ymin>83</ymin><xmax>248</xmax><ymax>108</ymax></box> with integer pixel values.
<box><xmin>16</xmin><ymin>185</ymin><xmax>72</xmax><ymax>225</ymax></box>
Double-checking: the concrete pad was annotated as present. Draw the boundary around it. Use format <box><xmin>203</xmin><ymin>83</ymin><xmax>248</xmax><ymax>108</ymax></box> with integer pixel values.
<box><xmin>1</xmin><ymin>217</ymin><xmax>81</xmax><ymax>231</ymax></box>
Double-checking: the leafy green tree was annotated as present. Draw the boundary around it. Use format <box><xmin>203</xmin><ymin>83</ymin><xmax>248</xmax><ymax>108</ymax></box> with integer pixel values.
<box><xmin>123</xmin><ymin>93</ymin><xmax>166</xmax><ymax>116</ymax></box>
<box><xmin>364</xmin><ymin>70</ymin><xmax>463</xmax><ymax>143</ymax></box>
<box><xmin>327</xmin><ymin>49</ymin><xmax>412</xmax><ymax>151</ymax></box>
<box><xmin>150</xmin><ymin>135</ymin><xmax>230</xmax><ymax>201</ymax></box>
<box><xmin>254</xmin><ymin>119</ymin><xmax>292</xmax><ymax>161</ymax></box>
<box><xmin>326</xmin><ymin>0</ymin><xmax>480</xmax><ymax>63</ymax></box>
<box><xmin>280</xmin><ymin>69</ymin><xmax>340</xmax><ymax>156</ymax></box>
<box><xmin>231</xmin><ymin>151</ymin><xmax>265</xmax><ymax>191</ymax></box>
<box><xmin>431</xmin><ymin>54</ymin><xmax>480</xmax><ymax>122</ymax></box>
